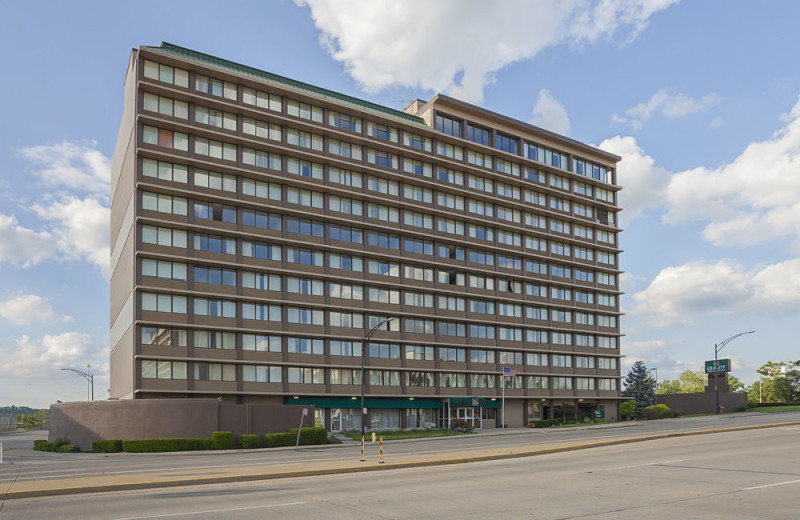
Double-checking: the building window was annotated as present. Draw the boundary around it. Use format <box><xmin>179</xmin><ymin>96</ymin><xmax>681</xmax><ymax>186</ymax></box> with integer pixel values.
<box><xmin>243</xmin><ymin>118</ymin><xmax>281</xmax><ymax>141</ymax></box>
<box><xmin>141</xmin><ymin>191</ymin><xmax>187</xmax><ymax>215</ymax></box>
<box><xmin>367</xmin><ymin>203</ymin><xmax>399</xmax><ymax>223</ymax></box>
<box><xmin>194</xmin><ymin>298</ymin><xmax>236</xmax><ymax>318</ymax></box>
<box><xmin>143</xmin><ymin>60</ymin><xmax>189</xmax><ymax>88</ymax></box>
<box><xmin>467</xmin><ymin>124</ymin><xmax>491</xmax><ymax>146</ymax></box>
<box><xmin>287</xmin><ymin>128</ymin><xmax>324</xmax><ymax>151</ymax></box>
<box><xmin>142</xmin><ymin>126</ymin><xmax>188</xmax><ymax>151</ymax></box>
<box><xmin>404</xmin><ymin>132</ymin><xmax>432</xmax><ymax>152</ymax></box>
<box><xmin>495</xmin><ymin>133</ymin><xmax>518</xmax><ymax>154</ymax></box>
<box><xmin>287</xmin><ymin>187</ymin><xmax>324</xmax><ymax>209</ymax></box>
<box><xmin>142</xmin><ymin>159</ymin><xmax>187</xmax><ymax>183</ymax></box>
<box><xmin>470</xmin><ymin>374</ymin><xmax>496</xmax><ymax>388</ymax></box>
<box><xmin>287</xmin><ymin>217</ymin><xmax>324</xmax><ymax>237</ymax></box>
<box><xmin>195</xmin><ymin>137</ymin><xmax>236</xmax><ymax>161</ymax></box>
<box><xmin>329</xmin><ymin>311</ymin><xmax>362</xmax><ymax>328</ymax></box>
<box><xmin>142</xmin><ymin>360</ymin><xmax>187</xmax><ymax>380</ymax></box>
<box><xmin>242</xmin><ymin>271</ymin><xmax>281</xmax><ymax>291</ymax></box>
<box><xmin>194</xmin><ymin>233</ymin><xmax>236</xmax><ymax>254</ymax></box>
<box><xmin>404</xmin><ymin>318</ymin><xmax>434</xmax><ymax>334</ymax></box>
<box><xmin>287</xmin><ymin>337</ymin><xmax>324</xmax><ymax>355</ymax></box>
<box><xmin>243</xmin><ymin>87</ymin><xmax>282</xmax><ymax>112</ymax></box>
<box><xmin>329</xmin><ymin>139</ymin><xmax>363</xmax><ymax>161</ymax></box>
<box><xmin>194</xmin><ymin>202</ymin><xmax>236</xmax><ymax>223</ymax></box>
<box><xmin>243</xmin><ymin>365</ymin><xmax>283</xmax><ymax>383</ymax></box>
<box><xmin>141</xmin><ymin>259</ymin><xmax>187</xmax><ymax>281</ymax></box>
<box><xmin>287</xmin><ymin>100</ymin><xmax>323</xmax><ymax>122</ymax></box>
<box><xmin>194</xmin><ymin>266</ymin><xmax>235</xmax><ymax>286</ymax></box>
<box><xmin>367</xmin><ymin>149</ymin><xmax>398</xmax><ymax>168</ymax></box>
<box><xmin>194</xmin><ymin>330</ymin><xmax>236</xmax><ymax>350</ymax></box>
<box><xmin>287</xmin><ymin>277</ymin><xmax>324</xmax><ymax>296</ymax></box>
<box><xmin>242</xmin><ymin>241</ymin><xmax>281</xmax><ymax>261</ymax></box>
<box><xmin>367</xmin><ymin>122</ymin><xmax>398</xmax><ymax>142</ymax></box>
<box><xmin>329</xmin><ymin>369</ymin><xmax>362</xmax><ymax>385</ymax></box>
<box><xmin>436</xmin><ymin>141</ymin><xmax>463</xmax><ymax>160</ymax></box>
<box><xmin>329</xmin><ymin>111</ymin><xmax>362</xmax><ymax>132</ymax></box>
<box><xmin>330</xmin><ymin>340</ymin><xmax>362</xmax><ymax>357</ymax></box>
<box><xmin>242</xmin><ymin>210</ymin><xmax>282</xmax><ymax>231</ymax></box>
<box><xmin>141</xmin><ymin>327</ymin><xmax>187</xmax><ymax>346</ymax></box>
<box><xmin>195</xmin><ymin>75</ymin><xmax>236</xmax><ymax>100</ymax></box>
<box><xmin>330</xmin><ymin>282</ymin><xmax>364</xmax><ymax>300</ymax></box>
<box><xmin>435</xmin><ymin>114</ymin><xmax>462</xmax><ymax>137</ymax></box>
<box><xmin>439</xmin><ymin>321</ymin><xmax>466</xmax><ymax>337</ymax></box>
<box><xmin>367</xmin><ymin>231</ymin><xmax>400</xmax><ymax>249</ymax></box>
<box><xmin>329</xmin><ymin>168</ymin><xmax>362</xmax><ymax>188</ymax></box>
<box><xmin>195</xmin><ymin>106</ymin><xmax>236</xmax><ymax>131</ymax></box>
<box><xmin>330</xmin><ymin>253</ymin><xmax>363</xmax><ymax>272</ymax></box>
<box><xmin>243</xmin><ymin>334</ymin><xmax>282</xmax><ymax>352</ymax></box>
<box><xmin>143</xmin><ymin>93</ymin><xmax>188</xmax><ymax>119</ymax></box>
<box><xmin>243</xmin><ymin>148</ymin><xmax>282</xmax><ymax>170</ymax></box>
<box><xmin>288</xmin><ymin>367</ymin><xmax>324</xmax><ymax>384</ymax></box>
<box><xmin>437</xmin><ymin>167</ymin><xmax>463</xmax><ymax>185</ymax></box>
<box><xmin>439</xmin><ymin>347</ymin><xmax>466</xmax><ymax>362</ymax></box>
<box><xmin>368</xmin><ymin>260</ymin><xmax>400</xmax><ymax>277</ymax></box>
<box><xmin>141</xmin><ymin>293</ymin><xmax>187</xmax><ymax>314</ymax></box>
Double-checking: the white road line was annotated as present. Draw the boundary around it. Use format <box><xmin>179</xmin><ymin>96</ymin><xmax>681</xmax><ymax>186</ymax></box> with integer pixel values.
<box><xmin>742</xmin><ymin>479</ymin><xmax>800</xmax><ymax>491</ymax></box>
<box><xmin>112</xmin><ymin>501</ymin><xmax>306</xmax><ymax>519</ymax></box>
<box><xmin>608</xmin><ymin>460</ymin><xmax>685</xmax><ymax>470</ymax></box>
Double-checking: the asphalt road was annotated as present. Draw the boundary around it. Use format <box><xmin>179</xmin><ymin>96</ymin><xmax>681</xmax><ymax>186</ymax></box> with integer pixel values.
<box><xmin>2</xmin><ymin>411</ymin><xmax>799</xmax><ymax>486</ymax></box>
<box><xmin>2</xmin><ymin>420</ymin><xmax>800</xmax><ymax>519</ymax></box>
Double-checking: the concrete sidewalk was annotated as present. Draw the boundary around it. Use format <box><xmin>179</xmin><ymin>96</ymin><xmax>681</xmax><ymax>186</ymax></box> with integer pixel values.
<box><xmin>3</xmin><ymin>419</ymin><xmax>799</xmax><ymax>501</ymax></box>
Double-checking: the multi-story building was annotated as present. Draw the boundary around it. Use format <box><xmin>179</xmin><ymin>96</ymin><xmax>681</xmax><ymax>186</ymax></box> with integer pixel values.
<box><xmin>110</xmin><ymin>42</ymin><xmax>623</xmax><ymax>430</ymax></box>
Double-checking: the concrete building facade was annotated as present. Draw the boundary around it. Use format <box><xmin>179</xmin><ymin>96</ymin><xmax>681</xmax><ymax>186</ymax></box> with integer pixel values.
<box><xmin>110</xmin><ymin>42</ymin><xmax>623</xmax><ymax>429</ymax></box>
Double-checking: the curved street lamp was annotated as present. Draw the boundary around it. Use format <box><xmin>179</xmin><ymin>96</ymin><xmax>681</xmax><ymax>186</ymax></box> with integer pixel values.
<box><xmin>61</xmin><ymin>365</ymin><xmax>94</xmax><ymax>401</ymax></box>
<box><xmin>360</xmin><ymin>317</ymin><xmax>395</xmax><ymax>456</ymax></box>
<box><xmin>714</xmin><ymin>331</ymin><xmax>755</xmax><ymax>413</ymax></box>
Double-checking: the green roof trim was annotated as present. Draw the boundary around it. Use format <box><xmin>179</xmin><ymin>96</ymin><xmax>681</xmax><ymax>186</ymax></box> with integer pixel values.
<box><xmin>448</xmin><ymin>397</ymin><xmax>501</xmax><ymax>409</ymax></box>
<box><xmin>150</xmin><ymin>42</ymin><xmax>427</xmax><ymax>127</ymax></box>
<box><xmin>286</xmin><ymin>396</ymin><xmax>442</xmax><ymax>409</ymax></box>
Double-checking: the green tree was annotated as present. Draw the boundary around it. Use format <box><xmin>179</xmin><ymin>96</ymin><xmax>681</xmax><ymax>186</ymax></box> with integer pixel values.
<box><xmin>755</xmin><ymin>361</ymin><xmax>800</xmax><ymax>402</ymax></box>
<box><xmin>16</xmin><ymin>409</ymin><xmax>48</xmax><ymax>429</ymax></box>
<box><xmin>619</xmin><ymin>400</ymin><xmax>637</xmax><ymax>420</ymax></box>
<box><xmin>657</xmin><ymin>379</ymin><xmax>681</xmax><ymax>394</ymax></box>
<box><xmin>623</xmin><ymin>361</ymin><xmax>656</xmax><ymax>414</ymax></box>
<box><xmin>728</xmin><ymin>374</ymin><xmax>745</xmax><ymax>392</ymax></box>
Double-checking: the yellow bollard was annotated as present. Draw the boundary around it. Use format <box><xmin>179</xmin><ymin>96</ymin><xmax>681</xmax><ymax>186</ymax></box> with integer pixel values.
<box><xmin>379</xmin><ymin>436</ymin><xmax>384</xmax><ymax>464</ymax></box>
<box><xmin>360</xmin><ymin>435</ymin><xmax>365</xmax><ymax>462</ymax></box>
<box><xmin>371</xmin><ymin>432</ymin><xmax>377</xmax><ymax>443</ymax></box>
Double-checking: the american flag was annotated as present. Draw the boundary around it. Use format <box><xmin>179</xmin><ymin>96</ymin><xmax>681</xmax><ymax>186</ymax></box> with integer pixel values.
<box><xmin>503</xmin><ymin>367</ymin><xmax>517</xmax><ymax>377</ymax></box>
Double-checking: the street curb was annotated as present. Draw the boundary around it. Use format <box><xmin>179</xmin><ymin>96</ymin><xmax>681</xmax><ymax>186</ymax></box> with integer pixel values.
<box><xmin>4</xmin><ymin>420</ymin><xmax>800</xmax><ymax>500</ymax></box>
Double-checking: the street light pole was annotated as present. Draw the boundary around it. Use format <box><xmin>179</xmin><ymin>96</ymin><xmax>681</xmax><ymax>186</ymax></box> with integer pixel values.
<box><xmin>361</xmin><ymin>317</ymin><xmax>394</xmax><ymax>456</ymax></box>
<box><xmin>714</xmin><ymin>331</ymin><xmax>755</xmax><ymax>414</ymax></box>
<box><xmin>61</xmin><ymin>366</ymin><xmax>94</xmax><ymax>401</ymax></box>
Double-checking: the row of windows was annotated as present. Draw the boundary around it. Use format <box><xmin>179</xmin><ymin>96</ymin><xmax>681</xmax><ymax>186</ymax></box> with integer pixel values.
<box><xmin>140</xmin><ymin>192</ymin><xmax>619</xmax><ymax>267</ymax></box>
<box><xmin>141</xmin><ymin>60</ymin><xmax>619</xmax><ymax>201</ymax></box>
<box><xmin>142</xmin><ymin>326</ymin><xmax>621</xmax><ymax>366</ymax></box>
<box><xmin>141</xmin><ymin>359</ymin><xmax>618</xmax><ymax>390</ymax></box>
<box><xmin>143</xmin><ymin>158</ymin><xmax>619</xmax><ymax>245</ymax></box>
<box><xmin>142</xmin><ymin>225</ymin><xmax>620</xmax><ymax>293</ymax></box>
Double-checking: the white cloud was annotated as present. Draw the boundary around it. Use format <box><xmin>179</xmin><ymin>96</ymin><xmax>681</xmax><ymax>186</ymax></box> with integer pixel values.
<box><xmin>0</xmin><ymin>214</ymin><xmax>57</xmax><ymax>266</ymax></box>
<box><xmin>0</xmin><ymin>294</ymin><xmax>69</xmax><ymax>325</ymax></box>
<box><xmin>628</xmin><ymin>258</ymin><xmax>800</xmax><ymax>329</ymax></box>
<box><xmin>18</xmin><ymin>141</ymin><xmax>110</xmax><ymax>196</ymax></box>
<box><xmin>530</xmin><ymin>90</ymin><xmax>571</xmax><ymax>135</ymax></box>
<box><xmin>296</xmin><ymin>0</ymin><xmax>677</xmax><ymax>103</ymax></box>
<box><xmin>597</xmin><ymin>136</ymin><xmax>671</xmax><ymax>223</ymax></box>
<box><xmin>708</xmin><ymin>117</ymin><xmax>724</xmax><ymax>129</ymax></box>
<box><xmin>33</xmin><ymin>196</ymin><xmax>110</xmax><ymax>275</ymax></box>
<box><xmin>1</xmin><ymin>332</ymin><xmax>101</xmax><ymax>377</ymax></box>
<box><xmin>616</xmin><ymin>89</ymin><xmax>722</xmax><ymax>129</ymax></box>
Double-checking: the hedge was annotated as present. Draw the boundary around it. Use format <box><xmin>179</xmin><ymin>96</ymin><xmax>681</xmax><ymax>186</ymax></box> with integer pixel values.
<box><xmin>642</xmin><ymin>404</ymin><xmax>673</xmax><ymax>420</ymax></box>
<box><xmin>531</xmin><ymin>418</ymin><xmax>565</xmax><ymax>428</ymax></box>
<box><xmin>264</xmin><ymin>432</ymin><xmax>295</xmax><ymax>448</ymax></box>
<box><xmin>238</xmin><ymin>434</ymin><xmax>261</xmax><ymax>449</ymax></box>
<box><xmin>92</xmin><ymin>439</ymin><xmax>123</xmax><ymax>453</ymax></box>
<box><xmin>121</xmin><ymin>437</ymin><xmax>209</xmax><ymax>453</ymax></box>
<box><xmin>264</xmin><ymin>427</ymin><xmax>328</xmax><ymax>448</ymax></box>
<box><xmin>33</xmin><ymin>437</ymin><xmax>78</xmax><ymax>453</ymax></box>
<box><xmin>211</xmin><ymin>431</ymin><xmax>233</xmax><ymax>450</ymax></box>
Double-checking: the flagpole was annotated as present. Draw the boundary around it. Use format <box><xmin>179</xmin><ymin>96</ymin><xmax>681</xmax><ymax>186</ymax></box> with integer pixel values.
<box><xmin>501</xmin><ymin>364</ymin><xmax>505</xmax><ymax>430</ymax></box>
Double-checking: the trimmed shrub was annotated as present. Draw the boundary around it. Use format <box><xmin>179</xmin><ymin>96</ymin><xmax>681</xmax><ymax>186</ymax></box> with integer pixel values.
<box><xmin>121</xmin><ymin>438</ymin><xmax>208</xmax><ymax>453</ymax></box>
<box><xmin>57</xmin><ymin>444</ymin><xmax>78</xmax><ymax>453</ymax></box>
<box><xmin>33</xmin><ymin>439</ymin><xmax>51</xmax><ymax>452</ymax></box>
<box><xmin>264</xmin><ymin>432</ymin><xmax>295</xmax><ymax>448</ymax></box>
<box><xmin>449</xmin><ymin>419</ymin><xmax>474</xmax><ymax>433</ymax></box>
<box><xmin>92</xmin><ymin>440</ymin><xmax>123</xmax><ymax>453</ymax></box>
<box><xmin>238</xmin><ymin>434</ymin><xmax>261</xmax><ymax>449</ymax></box>
<box><xmin>642</xmin><ymin>404</ymin><xmax>672</xmax><ymax>420</ymax></box>
<box><xmin>211</xmin><ymin>431</ymin><xmax>233</xmax><ymax>450</ymax></box>
<box><xmin>291</xmin><ymin>427</ymin><xmax>328</xmax><ymax>446</ymax></box>
<box><xmin>619</xmin><ymin>400</ymin><xmax>637</xmax><ymax>420</ymax></box>
<box><xmin>203</xmin><ymin>438</ymin><xmax>215</xmax><ymax>450</ymax></box>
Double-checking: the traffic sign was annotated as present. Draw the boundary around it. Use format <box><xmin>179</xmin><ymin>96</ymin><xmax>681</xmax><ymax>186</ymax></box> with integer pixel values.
<box><xmin>705</xmin><ymin>359</ymin><xmax>730</xmax><ymax>373</ymax></box>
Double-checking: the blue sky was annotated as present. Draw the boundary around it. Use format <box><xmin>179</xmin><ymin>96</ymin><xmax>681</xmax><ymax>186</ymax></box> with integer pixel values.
<box><xmin>1</xmin><ymin>0</ymin><xmax>798</xmax><ymax>407</ymax></box>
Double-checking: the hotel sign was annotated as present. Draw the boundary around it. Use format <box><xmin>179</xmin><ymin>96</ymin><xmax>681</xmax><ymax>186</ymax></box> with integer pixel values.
<box><xmin>705</xmin><ymin>359</ymin><xmax>731</xmax><ymax>374</ymax></box>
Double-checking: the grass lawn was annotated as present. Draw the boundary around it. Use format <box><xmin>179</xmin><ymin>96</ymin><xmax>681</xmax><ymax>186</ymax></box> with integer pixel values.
<box><xmin>752</xmin><ymin>405</ymin><xmax>800</xmax><ymax>413</ymax></box>
<box><xmin>340</xmin><ymin>428</ymin><xmax>466</xmax><ymax>441</ymax></box>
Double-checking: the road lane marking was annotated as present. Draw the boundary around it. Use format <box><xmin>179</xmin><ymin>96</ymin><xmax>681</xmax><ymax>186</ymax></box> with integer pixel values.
<box><xmin>742</xmin><ymin>479</ymin><xmax>800</xmax><ymax>491</ymax></box>
<box><xmin>608</xmin><ymin>460</ymin><xmax>685</xmax><ymax>470</ymax></box>
<box><xmin>112</xmin><ymin>501</ymin><xmax>306</xmax><ymax>519</ymax></box>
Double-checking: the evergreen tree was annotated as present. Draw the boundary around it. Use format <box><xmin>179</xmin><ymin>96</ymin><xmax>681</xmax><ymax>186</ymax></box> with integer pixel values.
<box><xmin>623</xmin><ymin>361</ymin><xmax>656</xmax><ymax>414</ymax></box>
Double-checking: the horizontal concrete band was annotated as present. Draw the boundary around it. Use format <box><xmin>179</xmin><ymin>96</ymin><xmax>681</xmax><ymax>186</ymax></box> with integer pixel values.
<box><xmin>4</xmin><ymin>420</ymin><xmax>799</xmax><ymax>501</ymax></box>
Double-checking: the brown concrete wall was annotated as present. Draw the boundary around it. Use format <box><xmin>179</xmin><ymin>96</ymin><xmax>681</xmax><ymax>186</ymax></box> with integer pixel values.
<box><xmin>49</xmin><ymin>399</ymin><xmax>314</xmax><ymax>452</ymax></box>
<box><xmin>657</xmin><ymin>392</ymin><xmax>748</xmax><ymax>416</ymax></box>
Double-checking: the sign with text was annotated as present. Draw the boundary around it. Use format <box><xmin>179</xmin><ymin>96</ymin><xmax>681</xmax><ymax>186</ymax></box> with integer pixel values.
<box><xmin>705</xmin><ymin>359</ymin><xmax>731</xmax><ymax>374</ymax></box>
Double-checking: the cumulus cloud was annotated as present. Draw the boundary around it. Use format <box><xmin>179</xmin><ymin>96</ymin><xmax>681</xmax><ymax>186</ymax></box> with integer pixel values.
<box><xmin>33</xmin><ymin>196</ymin><xmax>110</xmax><ymax>275</ymax></box>
<box><xmin>600</xmin><ymin>95</ymin><xmax>800</xmax><ymax>250</ymax></box>
<box><xmin>1</xmin><ymin>332</ymin><xmax>101</xmax><ymax>377</ymax></box>
<box><xmin>296</xmin><ymin>0</ymin><xmax>677</xmax><ymax>103</ymax></box>
<box><xmin>598</xmin><ymin>136</ymin><xmax>671</xmax><ymax>223</ymax></box>
<box><xmin>530</xmin><ymin>90</ymin><xmax>571</xmax><ymax>136</ymax></box>
<box><xmin>0</xmin><ymin>214</ymin><xmax>57</xmax><ymax>266</ymax></box>
<box><xmin>18</xmin><ymin>141</ymin><xmax>110</xmax><ymax>195</ymax></box>
<box><xmin>0</xmin><ymin>294</ymin><xmax>69</xmax><ymax>325</ymax></box>
<box><xmin>628</xmin><ymin>258</ymin><xmax>800</xmax><ymax>329</ymax></box>
<box><xmin>613</xmin><ymin>89</ymin><xmax>723</xmax><ymax>129</ymax></box>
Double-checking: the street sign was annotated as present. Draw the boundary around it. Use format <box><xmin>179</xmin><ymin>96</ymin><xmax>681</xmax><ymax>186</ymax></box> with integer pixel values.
<box><xmin>705</xmin><ymin>359</ymin><xmax>730</xmax><ymax>373</ymax></box>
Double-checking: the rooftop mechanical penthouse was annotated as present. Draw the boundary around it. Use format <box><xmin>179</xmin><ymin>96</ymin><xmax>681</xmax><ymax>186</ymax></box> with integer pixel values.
<box><xmin>110</xmin><ymin>42</ymin><xmax>623</xmax><ymax>430</ymax></box>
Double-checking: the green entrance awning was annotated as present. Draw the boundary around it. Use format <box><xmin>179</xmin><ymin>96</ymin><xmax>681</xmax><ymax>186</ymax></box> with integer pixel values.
<box><xmin>286</xmin><ymin>396</ymin><xmax>443</xmax><ymax>409</ymax></box>
<box><xmin>448</xmin><ymin>397</ymin><xmax>501</xmax><ymax>409</ymax></box>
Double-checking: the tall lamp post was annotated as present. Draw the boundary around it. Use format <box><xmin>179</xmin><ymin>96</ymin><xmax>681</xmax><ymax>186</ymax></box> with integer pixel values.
<box><xmin>714</xmin><ymin>331</ymin><xmax>755</xmax><ymax>413</ymax></box>
<box><xmin>61</xmin><ymin>365</ymin><xmax>94</xmax><ymax>401</ymax></box>
<box><xmin>361</xmin><ymin>317</ymin><xmax>394</xmax><ymax>459</ymax></box>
